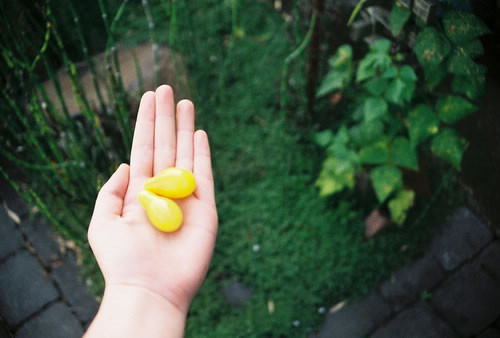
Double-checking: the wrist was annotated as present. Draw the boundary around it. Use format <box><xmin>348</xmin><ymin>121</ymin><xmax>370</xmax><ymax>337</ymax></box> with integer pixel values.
<box><xmin>85</xmin><ymin>284</ymin><xmax>186</xmax><ymax>338</ymax></box>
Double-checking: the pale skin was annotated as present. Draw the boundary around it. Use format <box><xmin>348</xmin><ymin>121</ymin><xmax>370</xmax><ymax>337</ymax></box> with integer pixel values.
<box><xmin>84</xmin><ymin>85</ymin><xmax>218</xmax><ymax>337</ymax></box>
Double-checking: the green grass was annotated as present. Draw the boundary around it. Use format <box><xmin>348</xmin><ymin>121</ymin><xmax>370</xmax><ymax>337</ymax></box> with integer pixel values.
<box><xmin>2</xmin><ymin>0</ymin><xmax>462</xmax><ymax>336</ymax></box>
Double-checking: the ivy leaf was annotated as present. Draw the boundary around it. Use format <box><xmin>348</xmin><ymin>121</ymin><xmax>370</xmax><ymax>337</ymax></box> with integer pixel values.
<box><xmin>414</xmin><ymin>27</ymin><xmax>451</xmax><ymax>74</ymax></box>
<box><xmin>317</xmin><ymin>45</ymin><xmax>353</xmax><ymax>97</ymax></box>
<box><xmin>431</xmin><ymin>128</ymin><xmax>468</xmax><ymax>170</ymax></box>
<box><xmin>389</xmin><ymin>4</ymin><xmax>411</xmax><ymax>37</ymax></box>
<box><xmin>407</xmin><ymin>104</ymin><xmax>440</xmax><ymax>146</ymax></box>
<box><xmin>364</xmin><ymin>77</ymin><xmax>388</xmax><ymax>96</ymax></box>
<box><xmin>385</xmin><ymin>79</ymin><xmax>405</xmax><ymax>106</ymax></box>
<box><xmin>461</xmin><ymin>39</ymin><xmax>485</xmax><ymax>59</ymax></box>
<box><xmin>350</xmin><ymin>120</ymin><xmax>384</xmax><ymax>146</ymax></box>
<box><xmin>443</xmin><ymin>10</ymin><xmax>491</xmax><ymax>44</ymax></box>
<box><xmin>382</xmin><ymin>65</ymin><xmax>398</xmax><ymax>79</ymax></box>
<box><xmin>315</xmin><ymin>156</ymin><xmax>355</xmax><ymax>196</ymax></box>
<box><xmin>314</xmin><ymin>130</ymin><xmax>334</xmax><ymax>147</ymax></box>
<box><xmin>452</xmin><ymin>74</ymin><xmax>485</xmax><ymax>101</ymax></box>
<box><xmin>391</xmin><ymin>137</ymin><xmax>418</xmax><ymax>170</ymax></box>
<box><xmin>359</xmin><ymin>139</ymin><xmax>389</xmax><ymax>164</ymax></box>
<box><xmin>370</xmin><ymin>165</ymin><xmax>403</xmax><ymax>203</ymax></box>
<box><xmin>356</xmin><ymin>40</ymin><xmax>393</xmax><ymax>82</ymax></box>
<box><xmin>328</xmin><ymin>44</ymin><xmax>353</xmax><ymax>68</ymax></box>
<box><xmin>424</xmin><ymin>65</ymin><xmax>447</xmax><ymax>90</ymax></box>
<box><xmin>364</xmin><ymin>97</ymin><xmax>388</xmax><ymax>122</ymax></box>
<box><xmin>400</xmin><ymin>65</ymin><xmax>417</xmax><ymax>82</ymax></box>
<box><xmin>447</xmin><ymin>48</ymin><xmax>486</xmax><ymax>76</ymax></box>
<box><xmin>436</xmin><ymin>95</ymin><xmax>477</xmax><ymax>124</ymax></box>
<box><xmin>388</xmin><ymin>189</ymin><xmax>415</xmax><ymax>225</ymax></box>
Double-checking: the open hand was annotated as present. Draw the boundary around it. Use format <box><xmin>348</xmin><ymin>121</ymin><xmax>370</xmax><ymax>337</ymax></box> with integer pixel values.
<box><xmin>87</xmin><ymin>85</ymin><xmax>218</xmax><ymax>316</ymax></box>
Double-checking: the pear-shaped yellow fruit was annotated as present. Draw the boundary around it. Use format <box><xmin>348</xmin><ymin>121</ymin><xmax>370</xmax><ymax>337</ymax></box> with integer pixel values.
<box><xmin>144</xmin><ymin>167</ymin><xmax>196</xmax><ymax>199</ymax></box>
<box><xmin>138</xmin><ymin>190</ymin><xmax>183</xmax><ymax>232</ymax></box>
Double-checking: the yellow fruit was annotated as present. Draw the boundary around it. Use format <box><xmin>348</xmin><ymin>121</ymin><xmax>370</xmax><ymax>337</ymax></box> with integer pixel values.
<box><xmin>144</xmin><ymin>167</ymin><xmax>196</xmax><ymax>199</ymax></box>
<box><xmin>138</xmin><ymin>190</ymin><xmax>183</xmax><ymax>232</ymax></box>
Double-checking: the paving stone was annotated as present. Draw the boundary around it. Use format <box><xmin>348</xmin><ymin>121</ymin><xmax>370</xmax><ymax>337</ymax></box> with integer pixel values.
<box><xmin>476</xmin><ymin>327</ymin><xmax>500</xmax><ymax>338</ymax></box>
<box><xmin>0</xmin><ymin>315</ymin><xmax>12</xmax><ymax>338</ymax></box>
<box><xmin>317</xmin><ymin>293</ymin><xmax>391</xmax><ymax>338</ymax></box>
<box><xmin>221</xmin><ymin>280</ymin><xmax>252</xmax><ymax>306</ymax></box>
<box><xmin>431</xmin><ymin>262</ymin><xmax>500</xmax><ymax>336</ymax></box>
<box><xmin>0</xmin><ymin>208</ymin><xmax>24</xmax><ymax>260</ymax></box>
<box><xmin>380</xmin><ymin>256</ymin><xmax>444</xmax><ymax>312</ymax></box>
<box><xmin>22</xmin><ymin>217</ymin><xmax>61</xmax><ymax>265</ymax></box>
<box><xmin>371</xmin><ymin>302</ymin><xmax>456</xmax><ymax>338</ymax></box>
<box><xmin>479</xmin><ymin>241</ymin><xmax>500</xmax><ymax>279</ymax></box>
<box><xmin>15</xmin><ymin>302</ymin><xmax>83</xmax><ymax>338</ymax></box>
<box><xmin>0</xmin><ymin>251</ymin><xmax>59</xmax><ymax>325</ymax></box>
<box><xmin>52</xmin><ymin>252</ymin><xmax>99</xmax><ymax>323</ymax></box>
<box><xmin>429</xmin><ymin>207</ymin><xmax>492</xmax><ymax>271</ymax></box>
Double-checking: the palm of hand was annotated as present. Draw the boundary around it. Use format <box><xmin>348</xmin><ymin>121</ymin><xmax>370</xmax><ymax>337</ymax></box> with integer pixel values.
<box><xmin>88</xmin><ymin>86</ymin><xmax>218</xmax><ymax>313</ymax></box>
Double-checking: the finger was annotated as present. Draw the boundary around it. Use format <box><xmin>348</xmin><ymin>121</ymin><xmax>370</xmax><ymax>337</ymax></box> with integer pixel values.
<box><xmin>193</xmin><ymin>130</ymin><xmax>215</xmax><ymax>205</ymax></box>
<box><xmin>154</xmin><ymin>85</ymin><xmax>176</xmax><ymax>174</ymax></box>
<box><xmin>130</xmin><ymin>91</ymin><xmax>155</xmax><ymax>180</ymax></box>
<box><xmin>175</xmin><ymin>99</ymin><xmax>195</xmax><ymax>171</ymax></box>
<box><xmin>92</xmin><ymin>163</ymin><xmax>130</xmax><ymax>220</ymax></box>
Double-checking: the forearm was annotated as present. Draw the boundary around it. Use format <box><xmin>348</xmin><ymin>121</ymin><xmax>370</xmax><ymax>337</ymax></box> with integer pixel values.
<box><xmin>85</xmin><ymin>284</ymin><xmax>186</xmax><ymax>338</ymax></box>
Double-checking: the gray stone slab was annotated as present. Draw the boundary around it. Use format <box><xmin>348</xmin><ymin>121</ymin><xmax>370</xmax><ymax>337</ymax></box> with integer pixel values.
<box><xmin>52</xmin><ymin>252</ymin><xmax>99</xmax><ymax>323</ymax></box>
<box><xmin>0</xmin><ymin>208</ymin><xmax>24</xmax><ymax>260</ymax></box>
<box><xmin>479</xmin><ymin>241</ymin><xmax>500</xmax><ymax>279</ymax></box>
<box><xmin>15</xmin><ymin>302</ymin><xmax>83</xmax><ymax>338</ymax></box>
<box><xmin>431</xmin><ymin>262</ymin><xmax>500</xmax><ymax>336</ymax></box>
<box><xmin>0</xmin><ymin>251</ymin><xmax>59</xmax><ymax>325</ymax></box>
<box><xmin>371</xmin><ymin>302</ymin><xmax>457</xmax><ymax>338</ymax></box>
<box><xmin>476</xmin><ymin>327</ymin><xmax>500</xmax><ymax>338</ymax></box>
<box><xmin>429</xmin><ymin>207</ymin><xmax>493</xmax><ymax>271</ymax></box>
<box><xmin>317</xmin><ymin>293</ymin><xmax>391</xmax><ymax>338</ymax></box>
<box><xmin>380</xmin><ymin>256</ymin><xmax>444</xmax><ymax>312</ymax></box>
<box><xmin>22</xmin><ymin>217</ymin><xmax>61</xmax><ymax>265</ymax></box>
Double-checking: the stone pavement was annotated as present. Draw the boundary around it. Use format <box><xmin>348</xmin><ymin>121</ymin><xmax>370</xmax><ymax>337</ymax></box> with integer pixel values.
<box><xmin>316</xmin><ymin>207</ymin><xmax>500</xmax><ymax>338</ymax></box>
<box><xmin>0</xmin><ymin>183</ymin><xmax>98</xmax><ymax>338</ymax></box>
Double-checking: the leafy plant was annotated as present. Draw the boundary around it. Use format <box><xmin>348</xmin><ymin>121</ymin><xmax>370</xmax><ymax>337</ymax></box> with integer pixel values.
<box><xmin>315</xmin><ymin>4</ymin><xmax>489</xmax><ymax>225</ymax></box>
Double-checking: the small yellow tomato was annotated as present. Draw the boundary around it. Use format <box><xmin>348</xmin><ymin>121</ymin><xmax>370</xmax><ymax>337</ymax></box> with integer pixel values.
<box><xmin>138</xmin><ymin>190</ymin><xmax>183</xmax><ymax>232</ymax></box>
<box><xmin>144</xmin><ymin>167</ymin><xmax>196</xmax><ymax>199</ymax></box>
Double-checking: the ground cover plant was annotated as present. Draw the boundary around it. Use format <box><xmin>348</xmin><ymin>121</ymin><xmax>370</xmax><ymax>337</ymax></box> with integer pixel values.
<box><xmin>1</xmin><ymin>0</ymin><xmax>463</xmax><ymax>336</ymax></box>
<box><xmin>315</xmin><ymin>0</ymin><xmax>489</xmax><ymax>225</ymax></box>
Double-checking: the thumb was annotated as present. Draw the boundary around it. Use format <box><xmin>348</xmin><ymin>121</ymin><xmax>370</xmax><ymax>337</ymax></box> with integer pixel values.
<box><xmin>92</xmin><ymin>163</ymin><xmax>130</xmax><ymax>220</ymax></box>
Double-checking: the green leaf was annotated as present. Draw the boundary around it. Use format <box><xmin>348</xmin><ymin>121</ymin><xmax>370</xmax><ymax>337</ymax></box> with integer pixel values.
<box><xmin>315</xmin><ymin>156</ymin><xmax>356</xmax><ymax>196</ymax></box>
<box><xmin>423</xmin><ymin>65</ymin><xmax>447</xmax><ymax>90</ymax></box>
<box><xmin>364</xmin><ymin>97</ymin><xmax>388</xmax><ymax>122</ymax></box>
<box><xmin>389</xmin><ymin>4</ymin><xmax>411</xmax><ymax>37</ymax></box>
<box><xmin>350</xmin><ymin>120</ymin><xmax>384</xmax><ymax>146</ymax></box>
<box><xmin>364</xmin><ymin>77</ymin><xmax>388</xmax><ymax>96</ymax></box>
<box><xmin>359</xmin><ymin>139</ymin><xmax>389</xmax><ymax>164</ymax></box>
<box><xmin>414</xmin><ymin>28</ymin><xmax>451</xmax><ymax>73</ymax></box>
<box><xmin>407</xmin><ymin>104</ymin><xmax>440</xmax><ymax>146</ymax></box>
<box><xmin>356</xmin><ymin>40</ymin><xmax>393</xmax><ymax>82</ymax></box>
<box><xmin>431</xmin><ymin>128</ymin><xmax>468</xmax><ymax>170</ymax></box>
<box><xmin>314</xmin><ymin>130</ymin><xmax>334</xmax><ymax>147</ymax></box>
<box><xmin>382</xmin><ymin>65</ymin><xmax>398</xmax><ymax>79</ymax></box>
<box><xmin>391</xmin><ymin>137</ymin><xmax>418</xmax><ymax>170</ymax></box>
<box><xmin>460</xmin><ymin>39</ymin><xmax>485</xmax><ymax>59</ymax></box>
<box><xmin>452</xmin><ymin>74</ymin><xmax>485</xmax><ymax>101</ymax></box>
<box><xmin>443</xmin><ymin>10</ymin><xmax>491</xmax><ymax>44</ymax></box>
<box><xmin>370</xmin><ymin>39</ymin><xmax>391</xmax><ymax>54</ymax></box>
<box><xmin>436</xmin><ymin>95</ymin><xmax>477</xmax><ymax>124</ymax></box>
<box><xmin>388</xmin><ymin>189</ymin><xmax>415</xmax><ymax>225</ymax></box>
<box><xmin>370</xmin><ymin>165</ymin><xmax>403</xmax><ymax>203</ymax></box>
<box><xmin>328</xmin><ymin>44</ymin><xmax>353</xmax><ymax>68</ymax></box>
<box><xmin>385</xmin><ymin>79</ymin><xmax>407</xmax><ymax>106</ymax></box>
<box><xmin>400</xmin><ymin>65</ymin><xmax>417</xmax><ymax>82</ymax></box>
<box><xmin>447</xmin><ymin>48</ymin><xmax>486</xmax><ymax>76</ymax></box>
<box><xmin>317</xmin><ymin>45</ymin><xmax>353</xmax><ymax>97</ymax></box>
